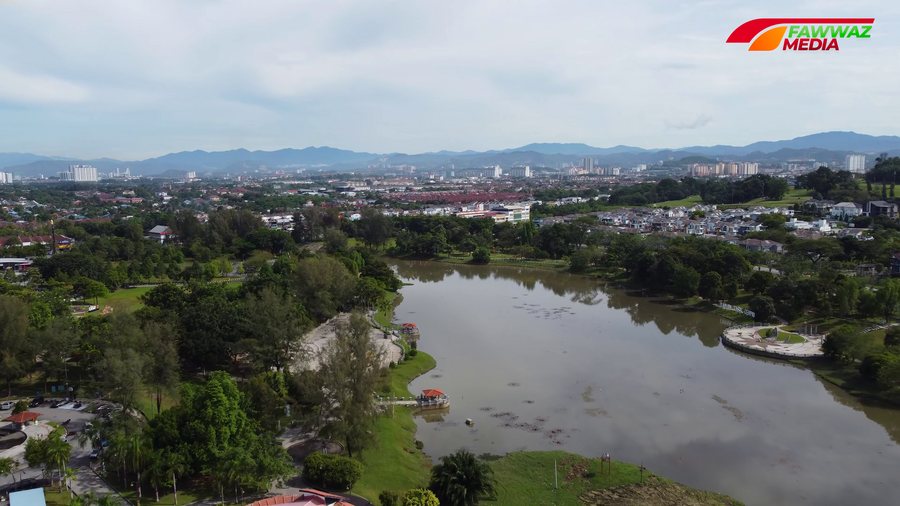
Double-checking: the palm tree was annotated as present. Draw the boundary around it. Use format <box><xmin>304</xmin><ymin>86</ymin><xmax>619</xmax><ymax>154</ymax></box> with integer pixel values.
<box><xmin>429</xmin><ymin>449</ymin><xmax>496</xmax><ymax>506</ymax></box>
<box><xmin>129</xmin><ymin>432</ymin><xmax>150</xmax><ymax>503</ymax></box>
<box><xmin>162</xmin><ymin>450</ymin><xmax>188</xmax><ymax>506</ymax></box>
<box><xmin>45</xmin><ymin>434</ymin><xmax>72</xmax><ymax>492</ymax></box>
<box><xmin>64</xmin><ymin>466</ymin><xmax>79</xmax><ymax>499</ymax></box>
<box><xmin>145</xmin><ymin>450</ymin><xmax>169</xmax><ymax>503</ymax></box>
<box><xmin>77</xmin><ymin>422</ymin><xmax>104</xmax><ymax>451</ymax></box>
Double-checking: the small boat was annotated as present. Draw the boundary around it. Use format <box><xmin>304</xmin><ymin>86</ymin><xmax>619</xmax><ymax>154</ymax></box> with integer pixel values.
<box><xmin>465</xmin><ymin>418</ymin><xmax>473</xmax><ymax>426</ymax></box>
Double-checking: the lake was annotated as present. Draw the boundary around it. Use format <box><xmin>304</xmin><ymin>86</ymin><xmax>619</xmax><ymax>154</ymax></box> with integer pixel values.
<box><xmin>389</xmin><ymin>260</ymin><xmax>900</xmax><ymax>506</ymax></box>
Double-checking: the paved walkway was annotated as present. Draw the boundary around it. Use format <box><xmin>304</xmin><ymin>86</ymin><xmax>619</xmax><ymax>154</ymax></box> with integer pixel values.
<box><xmin>722</xmin><ymin>325</ymin><xmax>824</xmax><ymax>358</ymax></box>
<box><xmin>295</xmin><ymin>313</ymin><xmax>402</xmax><ymax>372</ymax></box>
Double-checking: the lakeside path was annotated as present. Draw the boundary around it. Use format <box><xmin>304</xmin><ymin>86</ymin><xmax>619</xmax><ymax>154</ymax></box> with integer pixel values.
<box><xmin>721</xmin><ymin>325</ymin><xmax>824</xmax><ymax>358</ymax></box>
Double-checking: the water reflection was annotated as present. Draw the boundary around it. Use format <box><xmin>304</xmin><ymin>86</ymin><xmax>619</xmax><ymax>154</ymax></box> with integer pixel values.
<box><xmin>388</xmin><ymin>260</ymin><xmax>900</xmax><ymax>506</ymax></box>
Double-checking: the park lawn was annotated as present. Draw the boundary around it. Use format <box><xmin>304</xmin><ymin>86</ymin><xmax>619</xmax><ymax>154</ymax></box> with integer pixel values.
<box><xmin>43</xmin><ymin>487</ymin><xmax>72</xmax><ymax>506</ymax></box>
<box><xmin>135</xmin><ymin>386</ymin><xmax>182</xmax><ymax>420</ymax></box>
<box><xmin>99</xmin><ymin>286</ymin><xmax>153</xmax><ymax>312</ymax></box>
<box><xmin>487</xmin><ymin>451</ymin><xmax>742</xmax><ymax>506</ymax></box>
<box><xmin>718</xmin><ymin>188</ymin><xmax>811</xmax><ymax>209</ymax></box>
<box><xmin>356</xmin><ymin>351</ymin><xmax>436</xmax><ymax>503</ymax></box>
<box><xmin>653</xmin><ymin>195</ymin><xmax>703</xmax><ymax>208</ymax></box>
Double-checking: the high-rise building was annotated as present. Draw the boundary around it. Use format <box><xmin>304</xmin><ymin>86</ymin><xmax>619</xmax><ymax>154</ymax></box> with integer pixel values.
<box><xmin>60</xmin><ymin>164</ymin><xmax>98</xmax><ymax>182</ymax></box>
<box><xmin>507</xmin><ymin>166</ymin><xmax>531</xmax><ymax>178</ymax></box>
<box><xmin>583</xmin><ymin>157</ymin><xmax>594</xmax><ymax>173</ymax></box>
<box><xmin>845</xmin><ymin>154</ymin><xmax>866</xmax><ymax>173</ymax></box>
<box><xmin>0</xmin><ymin>172</ymin><xmax>12</xmax><ymax>184</ymax></box>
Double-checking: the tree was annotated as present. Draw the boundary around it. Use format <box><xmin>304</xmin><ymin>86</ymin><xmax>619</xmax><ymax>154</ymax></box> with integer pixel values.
<box><xmin>429</xmin><ymin>449</ymin><xmax>496</xmax><ymax>506</ymax></box>
<box><xmin>324</xmin><ymin>228</ymin><xmax>349</xmax><ymax>254</ymax></box>
<box><xmin>320</xmin><ymin>312</ymin><xmax>383</xmax><ymax>457</ymax></box>
<box><xmin>11</xmin><ymin>400</ymin><xmax>28</xmax><ymax>414</ymax></box>
<box><xmin>64</xmin><ymin>466</ymin><xmax>79</xmax><ymax>499</ymax></box>
<box><xmin>765</xmin><ymin>178</ymin><xmax>790</xmax><ymax>201</ymax></box>
<box><xmin>99</xmin><ymin>348</ymin><xmax>147</xmax><ymax>411</ymax></box>
<box><xmin>669</xmin><ymin>266</ymin><xmax>700</xmax><ymax>298</ymax></box>
<box><xmin>243</xmin><ymin>288</ymin><xmax>313</xmax><ymax>372</ymax></box>
<box><xmin>748</xmin><ymin>296</ymin><xmax>777</xmax><ymax>322</ymax></box>
<box><xmin>745</xmin><ymin>271</ymin><xmax>776</xmax><ymax>295</ymax></box>
<box><xmin>877</xmin><ymin>278</ymin><xmax>900</xmax><ymax>323</ymax></box>
<box><xmin>142</xmin><ymin>322</ymin><xmax>180</xmax><ymax>415</ymax></box>
<box><xmin>45</xmin><ymin>433</ymin><xmax>72</xmax><ymax>490</ymax></box>
<box><xmin>787</xmin><ymin>239</ymin><xmax>839</xmax><ymax>266</ymax></box>
<box><xmin>0</xmin><ymin>457</ymin><xmax>18</xmax><ymax>484</ymax></box>
<box><xmin>358</xmin><ymin>208</ymin><xmax>394</xmax><ymax>249</ymax></box>
<box><xmin>0</xmin><ymin>295</ymin><xmax>29</xmax><ymax>397</ymax></box>
<box><xmin>569</xmin><ymin>248</ymin><xmax>598</xmax><ymax>273</ymax></box>
<box><xmin>471</xmin><ymin>247</ymin><xmax>491</xmax><ymax>264</ymax></box>
<box><xmin>402</xmin><ymin>488</ymin><xmax>440</xmax><ymax>506</ymax></box>
<box><xmin>698</xmin><ymin>272</ymin><xmax>723</xmax><ymax>301</ymax></box>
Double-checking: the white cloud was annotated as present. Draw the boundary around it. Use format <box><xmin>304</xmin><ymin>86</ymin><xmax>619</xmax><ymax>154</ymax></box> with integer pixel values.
<box><xmin>0</xmin><ymin>0</ymin><xmax>897</xmax><ymax>158</ymax></box>
<box><xmin>0</xmin><ymin>66</ymin><xmax>88</xmax><ymax>104</ymax></box>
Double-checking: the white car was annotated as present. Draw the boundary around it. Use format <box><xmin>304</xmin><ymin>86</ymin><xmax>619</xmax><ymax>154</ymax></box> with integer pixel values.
<box><xmin>0</xmin><ymin>401</ymin><xmax>15</xmax><ymax>410</ymax></box>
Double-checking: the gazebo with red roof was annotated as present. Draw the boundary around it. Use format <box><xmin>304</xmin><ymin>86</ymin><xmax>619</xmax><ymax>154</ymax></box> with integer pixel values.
<box><xmin>4</xmin><ymin>411</ymin><xmax>42</xmax><ymax>427</ymax></box>
<box><xmin>421</xmin><ymin>388</ymin><xmax>444</xmax><ymax>399</ymax></box>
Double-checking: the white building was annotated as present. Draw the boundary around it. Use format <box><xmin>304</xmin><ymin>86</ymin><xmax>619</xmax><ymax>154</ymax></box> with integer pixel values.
<box><xmin>830</xmin><ymin>202</ymin><xmax>864</xmax><ymax>220</ymax></box>
<box><xmin>507</xmin><ymin>166</ymin><xmax>531</xmax><ymax>178</ymax></box>
<box><xmin>0</xmin><ymin>172</ymin><xmax>12</xmax><ymax>184</ymax></box>
<box><xmin>845</xmin><ymin>154</ymin><xmax>866</xmax><ymax>174</ymax></box>
<box><xmin>60</xmin><ymin>165</ymin><xmax>98</xmax><ymax>182</ymax></box>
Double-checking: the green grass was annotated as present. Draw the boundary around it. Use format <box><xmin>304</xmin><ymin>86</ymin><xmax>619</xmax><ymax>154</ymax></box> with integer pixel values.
<box><xmin>374</xmin><ymin>291</ymin><xmax>402</xmax><ymax>329</ymax></box>
<box><xmin>98</xmin><ymin>286</ymin><xmax>153</xmax><ymax>313</ymax></box>
<box><xmin>653</xmin><ymin>195</ymin><xmax>703</xmax><ymax>208</ymax></box>
<box><xmin>101</xmin><ymin>472</ymin><xmax>219</xmax><ymax>506</ymax></box>
<box><xmin>487</xmin><ymin>451</ymin><xmax>742</xmax><ymax>506</ymax></box>
<box><xmin>43</xmin><ymin>487</ymin><xmax>71</xmax><ymax>506</ymax></box>
<box><xmin>719</xmin><ymin>189</ymin><xmax>812</xmax><ymax>209</ymax></box>
<box><xmin>356</xmin><ymin>351</ymin><xmax>436</xmax><ymax>503</ymax></box>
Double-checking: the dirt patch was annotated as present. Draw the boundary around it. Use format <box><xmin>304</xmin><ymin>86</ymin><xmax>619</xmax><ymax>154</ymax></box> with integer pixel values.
<box><xmin>584</xmin><ymin>407</ymin><xmax>608</xmax><ymax>418</ymax></box>
<box><xmin>580</xmin><ymin>476</ymin><xmax>742</xmax><ymax>506</ymax></box>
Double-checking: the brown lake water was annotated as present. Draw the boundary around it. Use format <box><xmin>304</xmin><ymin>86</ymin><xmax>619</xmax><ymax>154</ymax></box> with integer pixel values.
<box><xmin>390</xmin><ymin>260</ymin><xmax>900</xmax><ymax>506</ymax></box>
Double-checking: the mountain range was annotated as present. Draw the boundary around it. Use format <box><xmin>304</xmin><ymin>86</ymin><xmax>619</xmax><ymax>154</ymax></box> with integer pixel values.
<box><xmin>2</xmin><ymin>131</ymin><xmax>900</xmax><ymax>178</ymax></box>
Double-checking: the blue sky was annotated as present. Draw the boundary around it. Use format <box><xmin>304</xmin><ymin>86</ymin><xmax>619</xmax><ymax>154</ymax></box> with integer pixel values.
<box><xmin>0</xmin><ymin>0</ymin><xmax>897</xmax><ymax>160</ymax></box>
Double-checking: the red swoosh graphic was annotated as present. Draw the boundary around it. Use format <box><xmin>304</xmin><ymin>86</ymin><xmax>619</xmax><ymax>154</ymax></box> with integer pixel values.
<box><xmin>727</xmin><ymin>18</ymin><xmax>874</xmax><ymax>43</ymax></box>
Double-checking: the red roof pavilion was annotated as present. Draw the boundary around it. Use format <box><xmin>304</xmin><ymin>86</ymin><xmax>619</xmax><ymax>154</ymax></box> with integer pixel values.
<box><xmin>422</xmin><ymin>389</ymin><xmax>444</xmax><ymax>397</ymax></box>
<box><xmin>4</xmin><ymin>411</ymin><xmax>42</xmax><ymax>423</ymax></box>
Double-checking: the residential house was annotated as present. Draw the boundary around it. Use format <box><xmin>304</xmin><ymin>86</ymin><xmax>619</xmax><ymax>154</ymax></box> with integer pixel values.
<box><xmin>866</xmin><ymin>201</ymin><xmax>899</xmax><ymax>218</ymax></box>
<box><xmin>857</xmin><ymin>263</ymin><xmax>878</xmax><ymax>277</ymax></box>
<box><xmin>146</xmin><ymin>225</ymin><xmax>175</xmax><ymax>244</ymax></box>
<box><xmin>830</xmin><ymin>202</ymin><xmax>864</xmax><ymax>220</ymax></box>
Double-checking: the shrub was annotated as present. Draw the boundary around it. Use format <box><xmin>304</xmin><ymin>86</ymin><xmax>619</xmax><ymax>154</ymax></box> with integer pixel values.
<box><xmin>471</xmin><ymin>247</ymin><xmax>491</xmax><ymax>264</ymax></box>
<box><xmin>303</xmin><ymin>452</ymin><xmax>363</xmax><ymax>490</ymax></box>
<box><xmin>402</xmin><ymin>488</ymin><xmax>439</xmax><ymax>506</ymax></box>
<box><xmin>408</xmin><ymin>349</ymin><xmax>418</xmax><ymax>357</ymax></box>
<box><xmin>379</xmin><ymin>491</ymin><xmax>401</xmax><ymax>506</ymax></box>
<box><xmin>415</xmin><ymin>440</ymin><xmax>424</xmax><ymax>450</ymax></box>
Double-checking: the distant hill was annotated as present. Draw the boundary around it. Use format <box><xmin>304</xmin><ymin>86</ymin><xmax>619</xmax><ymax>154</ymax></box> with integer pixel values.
<box><xmin>3</xmin><ymin>131</ymin><xmax>900</xmax><ymax>176</ymax></box>
<box><xmin>674</xmin><ymin>131</ymin><xmax>900</xmax><ymax>156</ymax></box>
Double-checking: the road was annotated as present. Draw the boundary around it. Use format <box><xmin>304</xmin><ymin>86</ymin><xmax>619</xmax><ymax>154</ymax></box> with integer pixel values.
<box><xmin>0</xmin><ymin>400</ymin><xmax>127</xmax><ymax>505</ymax></box>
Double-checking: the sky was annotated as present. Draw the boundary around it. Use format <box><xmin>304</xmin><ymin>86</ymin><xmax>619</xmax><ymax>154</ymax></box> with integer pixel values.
<box><xmin>0</xmin><ymin>0</ymin><xmax>897</xmax><ymax>160</ymax></box>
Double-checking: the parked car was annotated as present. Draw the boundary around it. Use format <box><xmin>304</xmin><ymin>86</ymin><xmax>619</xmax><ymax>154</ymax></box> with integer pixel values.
<box><xmin>0</xmin><ymin>401</ymin><xmax>14</xmax><ymax>410</ymax></box>
<box><xmin>90</xmin><ymin>448</ymin><xmax>101</xmax><ymax>459</ymax></box>
<box><xmin>49</xmin><ymin>401</ymin><xmax>60</xmax><ymax>408</ymax></box>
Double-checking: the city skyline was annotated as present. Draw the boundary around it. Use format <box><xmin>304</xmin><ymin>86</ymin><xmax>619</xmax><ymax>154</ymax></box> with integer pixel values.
<box><xmin>0</xmin><ymin>1</ymin><xmax>898</xmax><ymax>160</ymax></box>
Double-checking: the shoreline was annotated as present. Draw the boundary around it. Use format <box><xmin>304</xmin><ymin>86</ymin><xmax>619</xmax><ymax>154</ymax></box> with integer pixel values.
<box><xmin>385</xmin><ymin>255</ymin><xmax>900</xmax><ymax>412</ymax></box>
<box><xmin>372</xmin><ymin>284</ymin><xmax>743</xmax><ymax>506</ymax></box>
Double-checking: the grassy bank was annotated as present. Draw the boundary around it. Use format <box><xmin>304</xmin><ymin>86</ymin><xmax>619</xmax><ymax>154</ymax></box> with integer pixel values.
<box><xmin>98</xmin><ymin>285</ymin><xmax>153</xmax><ymax>312</ymax></box>
<box><xmin>374</xmin><ymin>291</ymin><xmax>402</xmax><ymax>329</ymax></box>
<box><xmin>356</xmin><ymin>350</ymin><xmax>436</xmax><ymax>502</ymax></box>
<box><xmin>487</xmin><ymin>451</ymin><xmax>742</xmax><ymax>506</ymax></box>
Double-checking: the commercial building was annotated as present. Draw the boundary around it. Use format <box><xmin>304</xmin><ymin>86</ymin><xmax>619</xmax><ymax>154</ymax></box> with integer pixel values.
<box><xmin>60</xmin><ymin>164</ymin><xmax>98</xmax><ymax>182</ymax></box>
<box><xmin>845</xmin><ymin>154</ymin><xmax>866</xmax><ymax>173</ymax></box>
<box><xmin>0</xmin><ymin>172</ymin><xmax>12</xmax><ymax>184</ymax></box>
